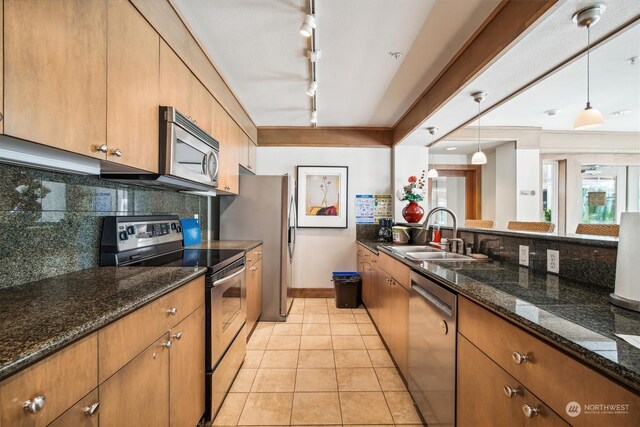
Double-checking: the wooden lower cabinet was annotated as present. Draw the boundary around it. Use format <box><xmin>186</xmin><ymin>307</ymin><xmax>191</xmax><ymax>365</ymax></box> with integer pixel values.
<box><xmin>246</xmin><ymin>258</ymin><xmax>263</xmax><ymax>337</ymax></box>
<box><xmin>170</xmin><ymin>305</ymin><xmax>205</xmax><ymax>427</ymax></box>
<box><xmin>458</xmin><ymin>334</ymin><xmax>568</xmax><ymax>427</ymax></box>
<box><xmin>99</xmin><ymin>334</ymin><xmax>171</xmax><ymax>427</ymax></box>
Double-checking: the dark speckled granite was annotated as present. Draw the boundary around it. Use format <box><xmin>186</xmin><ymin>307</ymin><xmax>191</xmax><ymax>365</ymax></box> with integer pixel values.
<box><xmin>358</xmin><ymin>240</ymin><xmax>640</xmax><ymax>392</ymax></box>
<box><xmin>0</xmin><ymin>162</ymin><xmax>210</xmax><ymax>289</ymax></box>
<box><xmin>0</xmin><ymin>266</ymin><xmax>207</xmax><ymax>381</ymax></box>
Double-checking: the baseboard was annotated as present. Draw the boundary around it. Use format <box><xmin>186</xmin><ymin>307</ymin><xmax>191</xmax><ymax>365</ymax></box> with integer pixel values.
<box><xmin>292</xmin><ymin>288</ymin><xmax>335</xmax><ymax>298</ymax></box>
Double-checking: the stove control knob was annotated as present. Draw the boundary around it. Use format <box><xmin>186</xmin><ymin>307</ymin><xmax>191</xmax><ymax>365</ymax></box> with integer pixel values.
<box><xmin>176</xmin><ymin>225</ymin><xmax>182</xmax><ymax>233</ymax></box>
<box><xmin>126</xmin><ymin>226</ymin><xmax>135</xmax><ymax>235</ymax></box>
<box><xmin>171</xmin><ymin>223</ymin><xmax>177</xmax><ymax>230</ymax></box>
<box><xmin>119</xmin><ymin>231</ymin><xmax>128</xmax><ymax>241</ymax></box>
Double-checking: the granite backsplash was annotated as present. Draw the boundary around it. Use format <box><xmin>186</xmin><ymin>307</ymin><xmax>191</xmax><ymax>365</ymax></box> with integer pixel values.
<box><xmin>0</xmin><ymin>162</ymin><xmax>209</xmax><ymax>289</ymax></box>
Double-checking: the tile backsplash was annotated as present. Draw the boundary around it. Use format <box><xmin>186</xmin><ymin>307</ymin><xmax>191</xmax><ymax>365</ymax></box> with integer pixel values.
<box><xmin>0</xmin><ymin>162</ymin><xmax>208</xmax><ymax>288</ymax></box>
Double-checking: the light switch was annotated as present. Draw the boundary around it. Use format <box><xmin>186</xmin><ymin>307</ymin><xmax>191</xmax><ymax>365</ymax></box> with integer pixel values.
<box><xmin>547</xmin><ymin>249</ymin><xmax>560</xmax><ymax>274</ymax></box>
<box><xmin>519</xmin><ymin>245</ymin><xmax>529</xmax><ymax>267</ymax></box>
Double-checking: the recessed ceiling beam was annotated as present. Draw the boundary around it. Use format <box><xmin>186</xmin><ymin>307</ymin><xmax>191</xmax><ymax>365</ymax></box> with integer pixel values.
<box><xmin>258</xmin><ymin>127</ymin><xmax>393</xmax><ymax>148</ymax></box>
<box><xmin>391</xmin><ymin>0</ymin><xmax>559</xmax><ymax>146</ymax></box>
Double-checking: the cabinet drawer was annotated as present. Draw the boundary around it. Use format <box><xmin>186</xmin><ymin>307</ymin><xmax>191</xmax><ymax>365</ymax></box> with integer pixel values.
<box><xmin>458</xmin><ymin>335</ymin><xmax>568</xmax><ymax>427</ymax></box>
<box><xmin>246</xmin><ymin>245</ymin><xmax>262</xmax><ymax>267</ymax></box>
<box><xmin>379</xmin><ymin>252</ymin><xmax>410</xmax><ymax>291</ymax></box>
<box><xmin>98</xmin><ymin>277</ymin><xmax>204</xmax><ymax>382</ymax></box>
<box><xmin>459</xmin><ymin>297</ymin><xmax>640</xmax><ymax>426</ymax></box>
<box><xmin>0</xmin><ymin>334</ymin><xmax>98</xmax><ymax>427</ymax></box>
<box><xmin>49</xmin><ymin>388</ymin><xmax>99</xmax><ymax>427</ymax></box>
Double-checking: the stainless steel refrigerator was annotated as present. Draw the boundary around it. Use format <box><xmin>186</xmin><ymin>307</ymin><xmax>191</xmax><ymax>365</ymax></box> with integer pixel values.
<box><xmin>220</xmin><ymin>174</ymin><xmax>296</xmax><ymax>321</ymax></box>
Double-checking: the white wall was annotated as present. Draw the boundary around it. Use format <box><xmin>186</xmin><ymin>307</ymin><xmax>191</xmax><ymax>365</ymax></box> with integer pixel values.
<box><xmin>393</xmin><ymin>146</ymin><xmax>429</xmax><ymax>220</ymax></box>
<box><xmin>495</xmin><ymin>142</ymin><xmax>517</xmax><ymax>228</ymax></box>
<box><xmin>257</xmin><ymin>147</ymin><xmax>392</xmax><ymax>289</ymax></box>
<box><xmin>481</xmin><ymin>151</ymin><xmax>496</xmax><ymax>223</ymax></box>
<box><xmin>516</xmin><ymin>148</ymin><xmax>541</xmax><ymax>221</ymax></box>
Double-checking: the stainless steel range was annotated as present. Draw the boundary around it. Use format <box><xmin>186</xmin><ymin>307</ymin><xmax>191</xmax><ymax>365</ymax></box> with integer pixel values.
<box><xmin>100</xmin><ymin>215</ymin><xmax>247</xmax><ymax>422</ymax></box>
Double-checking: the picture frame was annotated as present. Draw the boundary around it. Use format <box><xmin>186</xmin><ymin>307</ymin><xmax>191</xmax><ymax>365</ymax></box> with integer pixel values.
<box><xmin>296</xmin><ymin>166</ymin><xmax>348</xmax><ymax>228</ymax></box>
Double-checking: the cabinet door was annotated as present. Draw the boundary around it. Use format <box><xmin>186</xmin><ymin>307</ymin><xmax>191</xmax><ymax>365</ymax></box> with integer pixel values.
<box><xmin>159</xmin><ymin>40</ymin><xmax>191</xmax><ymax>115</ymax></box>
<box><xmin>106</xmin><ymin>0</ymin><xmax>159</xmax><ymax>172</ymax></box>
<box><xmin>219</xmin><ymin>119</ymin><xmax>239</xmax><ymax>194</ymax></box>
<box><xmin>170</xmin><ymin>305</ymin><xmax>205</xmax><ymax>427</ymax></box>
<box><xmin>376</xmin><ymin>271</ymin><xmax>391</xmax><ymax>341</ymax></box>
<box><xmin>248</xmin><ymin>140</ymin><xmax>257</xmax><ymax>172</ymax></box>
<box><xmin>369</xmin><ymin>264</ymin><xmax>379</xmax><ymax>324</ymax></box>
<box><xmin>190</xmin><ymin>77</ymin><xmax>212</xmax><ymax>135</ymax></box>
<box><xmin>4</xmin><ymin>0</ymin><xmax>107</xmax><ymax>158</ymax></box>
<box><xmin>99</xmin><ymin>334</ymin><xmax>170</xmax><ymax>427</ymax></box>
<box><xmin>246</xmin><ymin>264</ymin><xmax>258</xmax><ymax>334</ymax></box>
<box><xmin>49</xmin><ymin>389</ymin><xmax>99</xmax><ymax>427</ymax></box>
<box><xmin>391</xmin><ymin>282</ymin><xmax>409</xmax><ymax>376</ymax></box>
<box><xmin>238</xmin><ymin>132</ymin><xmax>250</xmax><ymax>169</ymax></box>
<box><xmin>458</xmin><ymin>335</ymin><xmax>522</xmax><ymax>427</ymax></box>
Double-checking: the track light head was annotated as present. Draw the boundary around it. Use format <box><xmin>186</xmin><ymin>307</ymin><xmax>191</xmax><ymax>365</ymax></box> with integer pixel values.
<box><xmin>426</xmin><ymin>126</ymin><xmax>438</xmax><ymax>136</ymax></box>
<box><xmin>300</xmin><ymin>14</ymin><xmax>316</xmax><ymax>37</ymax></box>
<box><xmin>307</xmin><ymin>81</ymin><xmax>317</xmax><ymax>97</ymax></box>
<box><xmin>310</xmin><ymin>111</ymin><xmax>318</xmax><ymax>125</ymax></box>
<box><xmin>308</xmin><ymin>50</ymin><xmax>322</xmax><ymax>62</ymax></box>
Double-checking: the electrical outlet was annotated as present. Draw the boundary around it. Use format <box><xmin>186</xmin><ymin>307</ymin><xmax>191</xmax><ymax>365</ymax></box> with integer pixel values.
<box><xmin>193</xmin><ymin>214</ymin><xmax>199</xmax><ymax>220</ymax></box>
<box><xmin>519</xmin><ymin>245</ymin><xmax>529</xmax><ymax>267</ymax></box>
<box><xmin>547</xmin><ymin>249</ymin><xmax>560</xmax><ymax>274</ymax></box>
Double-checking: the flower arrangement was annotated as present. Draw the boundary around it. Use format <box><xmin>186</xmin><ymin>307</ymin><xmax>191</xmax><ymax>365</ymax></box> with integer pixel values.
<box><xmin>396</xmin><ymin>171</ymin><xmax>426</xmax><ymax>202</ymax></box>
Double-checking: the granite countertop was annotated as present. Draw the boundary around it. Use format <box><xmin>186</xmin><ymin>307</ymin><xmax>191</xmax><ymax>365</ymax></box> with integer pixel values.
<box><xmin>185</xmin><ymin>240</ymin><xmax>262</xmax><ymax>251</ymax></box>
<box><xmin>357</xmin><ymin>240</ymin><xmax>640</xmax><ymax>392</ymax></box>
<box><xmin>0</xmin><ymin>266</ymin><xmax>207</xmax><ymax>381</ymax></box>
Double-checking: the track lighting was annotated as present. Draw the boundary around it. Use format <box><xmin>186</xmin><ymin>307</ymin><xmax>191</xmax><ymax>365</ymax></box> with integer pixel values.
<box><xmin>307</xmin><ymin>50</ymin><xmax>322</xmax><ymax>62</ymax></box>
<box><xmin>471</xmin><ymin>91</ymin><xmax>487</xmax><ymax>165</ymax></box>
<box><xmin>307</xmin><ymin>81</ymin><xmax>317</xmax><ymax>97</ymax></box>
<box><xmin>310</xmin><ymin>111</ymin><xmax>318</xmax><ymax>125</ymax></box>
<box><xmin>573</xmin><ymin>4</ymin><xmax>605</xmax><ymax>130</ymax></box>
<box><xmin>300</xmin><ymin>14</ymin><xmax>316</xmax><ymax>37</ymax></box>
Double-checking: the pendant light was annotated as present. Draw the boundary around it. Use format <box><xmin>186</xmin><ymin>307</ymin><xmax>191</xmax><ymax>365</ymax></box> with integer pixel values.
<box><xmin>573</xmin><ymin>4</ymin><xmax>606</xmax><ymax>130</ymax></box>
<box><xmin>426</xmin><ymin>127</ymin><xmax>439</xmax><ymax>177</ymax></box>
<box><xmin>471</xmin><ymin>91</ymin><xmax>487</xmax><ymax>165</ymax></box>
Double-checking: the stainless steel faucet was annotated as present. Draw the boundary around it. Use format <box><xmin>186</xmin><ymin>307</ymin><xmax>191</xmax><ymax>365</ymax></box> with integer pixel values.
<box><xmin>422</xmin><ymin>207</ymin><xmax>464</xmax><ymax>253</ymax></box>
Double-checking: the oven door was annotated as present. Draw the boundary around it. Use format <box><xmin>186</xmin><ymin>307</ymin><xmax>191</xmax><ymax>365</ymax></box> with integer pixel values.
<box><xmin>168</xmin><ymin>123</ymin><xmax>219</xmax><ymax>188</ymax></box>
<box><xmin>208</xmin><ymin>266</ymin><xmax>246</xmax><ymax>368</ymax></box>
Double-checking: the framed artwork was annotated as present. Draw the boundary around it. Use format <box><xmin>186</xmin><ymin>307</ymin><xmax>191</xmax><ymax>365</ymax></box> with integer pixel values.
<box><xmin>296</xmin><ymin>166</ymin><xmax>348</xmax><ymax>228</ymax></box>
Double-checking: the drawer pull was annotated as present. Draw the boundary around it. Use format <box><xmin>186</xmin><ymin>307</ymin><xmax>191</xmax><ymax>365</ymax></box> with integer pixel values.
<box><xmin>256</xmin><ymin>251</ymin><xmax>262</xmax><ymax>255</ymax></box>
<box><xmin>503</xmin><ymin>385</ymin><xmax>521</xmax><ymax>398</ymax></box>
<box><xmin>167</xmin><ymin>307</ymin><xmax>178</xmax><ymax>316</ymax></box>
<box><xmin>162</xmin><ymin>340</ymin><xmax>172</xmax><ymax>349</ymax></box>
<box><xmin>173</xmin><ymin>332</ymin><xmax>184</xmax><ymax>340</ymax></box>
<box><xmin>23</xmin><ymin>395</ymin><xmax>46</xmax><ymax>414</ymax></box>
<box><xmin>111</xmin><ymin>148</ymin><xmax>123</xmax><ymax>157</ymax></box>
<box><xmin>371</xmin><ymin>258</ymin><xmax>377</xmax><ymax>263</ymax></box>
<box><xmin>511</xmin><ymin>351</ymin><xmax>529</xmax><ymax>364</ymax></box>
<box><xmin>522</xmin><ymin>404</ymin><xmax>539</xmax><ymax>418</ymax></box>
<box><xmin>247</xmin><ymin>258</ymin><xmax>253</xmax><ymax>262</ymax></box>
<box><xmin>83</xmin><ymin>402</ymin><xmax>100</xmax><ymax>416</ymax></box>
<box><xmin>95</xmin><ymin>144</ymin><xmax>108</xmax><ymax>153</ymax></box>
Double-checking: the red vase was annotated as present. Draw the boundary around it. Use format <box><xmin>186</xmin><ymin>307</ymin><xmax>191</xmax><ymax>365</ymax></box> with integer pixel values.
<box><xmin>402</xmin><ymin>201</ymin><xmax>424</xmax><ymax>223</ymax></box>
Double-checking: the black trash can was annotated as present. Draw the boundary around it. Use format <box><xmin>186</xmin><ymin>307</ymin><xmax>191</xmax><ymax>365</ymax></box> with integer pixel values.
<box><xmin>332</xmin><ymin>272</ymin><xmax>362</xmax><ymax>308</ymax></box>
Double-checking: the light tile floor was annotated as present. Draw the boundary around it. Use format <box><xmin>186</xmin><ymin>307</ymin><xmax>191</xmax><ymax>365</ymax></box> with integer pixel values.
<box><xmin>213</xmin><ymin>298</ymin><xmax>424</xmax><ymax>426</ymax></box>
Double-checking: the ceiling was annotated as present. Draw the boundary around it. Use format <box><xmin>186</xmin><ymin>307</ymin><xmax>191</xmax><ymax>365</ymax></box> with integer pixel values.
<box><xmin>478</xmin><ymin>22</ymin><xmax>640</xmax><ymax>132</ymax></box>
<box><xmin>172</xmin><ymin>0</ymin><xmax>500</xmax><ymax>127</ymax></box>
<box><xmin>430</xmin><ymin>139</ymin><xmax>508</xmax><ymax>155</ymax></box>
<box><xmin>402</xmin><ymin>0</ymin><xmax>640</xmax><ymax>147</ymax></box>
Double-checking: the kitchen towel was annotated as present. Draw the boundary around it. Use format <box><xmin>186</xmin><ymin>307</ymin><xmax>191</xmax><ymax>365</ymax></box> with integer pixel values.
<box><xmin>180</xmin><ymin>218</ymin><xmax>201</xmax><ymax>247</ymax></box>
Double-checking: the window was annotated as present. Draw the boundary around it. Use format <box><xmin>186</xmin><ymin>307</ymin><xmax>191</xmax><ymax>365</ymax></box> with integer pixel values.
<box><xmin>542</xmin><ymin>162</ymin><xmax>558</xmax><ymax>224</ymax></box>
<box><xmin>580</xmin><ymin>166</ymin><xmax>618</xmax><ymax>224</ymax></box>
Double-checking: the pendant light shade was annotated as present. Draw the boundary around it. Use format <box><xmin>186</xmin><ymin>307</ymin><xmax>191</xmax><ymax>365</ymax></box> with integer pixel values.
<box><xmin>471</xmin><ymin>150</ymin><xmax>487</xmax><ymax>165</ymax></box>
<box><xmin>573</xmin><ymin>5</ymin><xmax>605</xmax><ymax>130</ymax></box>
<box><xmin>427</xmin><ymin>167</ymin><xmax>438</xmax><ymax>178</ymax></box>
<box><xmin>574</xmin><ymin>103</ymin><xmax>604</xmax><ymax>130</ymax></box>
<box><xmin>471</xmin><ymin>91</ymin><xmax>487</xmax><ymax>165</ymax></box>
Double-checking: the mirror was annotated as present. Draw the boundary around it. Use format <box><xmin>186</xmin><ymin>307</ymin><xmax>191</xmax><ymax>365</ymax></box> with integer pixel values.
<box><xmin>427</xmin><ymin>20</ymin><xmax>640</xmax><ymax>240</ymax></box>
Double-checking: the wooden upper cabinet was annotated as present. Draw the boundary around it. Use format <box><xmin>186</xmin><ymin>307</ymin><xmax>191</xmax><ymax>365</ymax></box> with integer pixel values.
<box><xmin>239</xmin><ymin>132</ymin><xmax>257</xmax><ymax>172</ymax></box>
<box><xmin>159</xmin><ymin>40</ymin><xmax>212</xmax><ymax>135</ymax></box>
<box><xmin>4</xmin><ymin>0</ymin><xmax>107</xmax><ymax>158</ymax></box>
<box><xmin>106</xmin><ymin>0</ymin><xmax>159</xmax><ymax>172</ymax></box>
<box><xmin>218</xmin><ymin>117</ymin><xmax>239</xmax><ymax>194</ymax></box>
<box><xmin>248</xmin><ymin>140</ymin><xmax>257</xmax><ymax>172</ymax></box>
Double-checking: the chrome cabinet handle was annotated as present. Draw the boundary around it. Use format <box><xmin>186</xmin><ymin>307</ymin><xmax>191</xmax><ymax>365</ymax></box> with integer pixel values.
<box><xmin>83</xmin><ymin>402</ymin><xmax>100</xmax><ymax>416</ymax></box>
<box><xmin>512</xmin><ymin>351</ymin><xmax>529</xmax><ymax>364</ymax></box>
<box><xmin>162</xmin><ymin>340</ymin><xmax>172</xmax><ymax>349</ymax></box>
<box><xmin>167</xmin><ymin>307</ymin><xmax>177</xmax><ymax>315</ymax></box>
<box><xmin>96</xmin><ymin>144</ymin><xmax>108</xmax><ymax>153</ymax></box>
<box><xmin>522</xmin><ymin>404</ymin><xmax>539</xmax><ymax>418</ymax></box>
<box><xmin>503</xmin><ymin>385</ymin><xmax>521</xmax><ymax>398</ymax></box>
<box><xmin>23</xmin><ymin>395</ymin><xmax>46</xmax><ymax>414</ymax></box>
<box><xmin>247</xmin><ymin>257</ymin><xmax>252</xmax><ymax>262</ymax></box>
<box><xmin>173</xmin><ymin>332</ymin><xmax>184</xmax><ymax>340</ymax></box>
<box><xmin>111</xmin><ymin>148</ymin><xmax>123</xmax><ymax>157</ymax></box>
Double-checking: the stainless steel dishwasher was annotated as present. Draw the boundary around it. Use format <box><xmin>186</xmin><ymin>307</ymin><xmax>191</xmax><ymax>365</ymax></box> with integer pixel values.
<box><xmin>408</xmin><ymin>271</ymin><xmax>457</xmax><ymax>427</ymax></box>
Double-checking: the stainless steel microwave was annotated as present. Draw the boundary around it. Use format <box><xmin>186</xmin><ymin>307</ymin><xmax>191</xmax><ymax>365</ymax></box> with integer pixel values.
<box><xmin>100</xmin><ymin>106</ymin><xmax>219</xmax><ymax>192</ymax></box>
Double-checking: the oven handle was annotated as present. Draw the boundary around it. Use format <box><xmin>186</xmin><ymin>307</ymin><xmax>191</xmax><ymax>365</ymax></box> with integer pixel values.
<box><xmin>213</xmin><ymin>266</ymin><xmax>246</xmax><ymax>287</ymax></box>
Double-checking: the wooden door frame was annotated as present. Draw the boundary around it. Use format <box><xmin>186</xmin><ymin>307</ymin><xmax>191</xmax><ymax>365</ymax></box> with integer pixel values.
<box><xmin>427</xmin><ymin>164</ymin><xmax>482</xmax><ymax>220</ymax></box>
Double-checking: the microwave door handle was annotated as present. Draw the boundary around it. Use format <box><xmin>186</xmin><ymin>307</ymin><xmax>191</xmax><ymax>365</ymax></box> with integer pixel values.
<box><xmin>209</xmin><ymin>151</ymin><xmax>219</xmax><ymax>181</ymax></box>
<box><xmin>201</xmin><ymin>153</ymin><xmax>208</xmax><ymax>176</ymax></box>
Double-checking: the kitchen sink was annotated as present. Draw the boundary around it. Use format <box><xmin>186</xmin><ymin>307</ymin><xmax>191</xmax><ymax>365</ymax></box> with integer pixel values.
<box><xmin>404</xmin><ymin>252</ymin><xmax>475</xmax><ymax>261</ymax></box>
<box><xmin>382</xmin><ymin>245</ymin><xmax>442</xmax><ymax>254</ymax></box>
